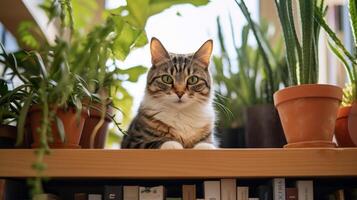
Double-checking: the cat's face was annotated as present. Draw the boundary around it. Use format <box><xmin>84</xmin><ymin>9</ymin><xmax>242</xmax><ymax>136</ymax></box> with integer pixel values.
<box><xmin>146</xmin><ymin>38</ymin><xmax>213</xmax><ymax>107</ymax></box>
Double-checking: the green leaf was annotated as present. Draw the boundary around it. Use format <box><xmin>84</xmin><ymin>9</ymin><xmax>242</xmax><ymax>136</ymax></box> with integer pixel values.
<box><xmin>33</xmin><ymin>52</ymin><xmax>48</xmax><ymax>79</ymax></box>
<box><xmin>299</xmin><ymin>0</ymin><xmax>315</xmax><ymax>84</ymax></box>
<box><xmin>110</xmin><ymin>0</ymin><xmax>209</xmax><ymax>29</ymax></box>
<box><xmin>17</xmin><ymin>21</ymin><xmax>40</xmax><ymax>49</ymax></box>
<box><xmin>148</xmin><ymin>0</ymin><xmax>209</xmax><ymax>16</ymax></box>
<box><xmin>113</xmin><ymin>23</ymin><xmax>143</xmax><ymax>60</ymax></box>
<box><xmin>115</xmin><ymin>65</ymin><xmax>148</xmax><ymax>82</ymax></box>
<box><xmin>71</xmin><ymin>0</ymin><xmax>100</xmax><ymax>31</ymax></box>
<box><xmin>134</xmin><ymin>31</ymin><xmax>148</xmax><ymax>48</ymax></box>
<box><xmin>328</xmin><ymin>41</ymin><xmax>354</xmax><ymax>82</ymax></box>
<box><xmin>55</xmin><ymin>116</ymin><xmax>66</xmax><ymax>143</ymax></box>
<box><xmin>16</xmin><ymin>93</ymin><xmax>33</xmax><ymax>146</ymax></box>
<box><xmin>315</xmin><ymin>6</ymin><xmax>356</xmax><ymax>81</ymax></box>
<box><xmin>0</xmin><ymin>79</ymin><xmax>8</xmax><ymax>96</ymax></box>
<box><xmin>349</xmin><ymin>0</ymin><xmax>357</xmax><ymax>48</ymax></box>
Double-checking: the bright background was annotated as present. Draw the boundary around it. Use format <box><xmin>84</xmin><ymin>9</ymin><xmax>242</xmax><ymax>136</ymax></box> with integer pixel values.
<box><xmin>107</xmin><ymin>0</ymin><xmax>258</xmax><ymax>114</ymax></box>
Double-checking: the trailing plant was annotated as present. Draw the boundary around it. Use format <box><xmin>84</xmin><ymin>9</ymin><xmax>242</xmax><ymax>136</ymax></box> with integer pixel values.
<box><xmin>4</xmin><ymin>0</ymin><xmax>210</xmax><ymax>196</ymax></box>
<box><xmin>213</xmin><ymin>16</ymin><xmax>288</xmax><ymax>128</ymax></box>
<box><xmin>315</xmin><ymin>0</ymin><xmax>357</xmax><ymax>106</ymax></box>
<box><xmin>272</xmin><ymin>0</ymin><xmax>326</xmax><ymax>85</ymax></box>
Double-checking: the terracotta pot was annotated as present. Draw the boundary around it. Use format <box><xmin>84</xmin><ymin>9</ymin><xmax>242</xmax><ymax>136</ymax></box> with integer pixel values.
<box><xmin>80</xmin><ymin>104</ymin><xmax>113</xmax><ymax>148</ymax></box>
<box><xmin>0</xmin><ymin>125</ymin><xmax>16</xmax><ymax>148</ymax></box>
<box><xmin>274</xmin><ymin>84</ymin><xmax>342</xmax><ymax>148</ymax></box>
<box><xmin>335</xmin><ymin>106</ymin><xmax>357</xmax><ymax>147</ymax></box>
<box><xmin>245</xmin><ymin>104</ymin><xmax>287</xmax><ymax>148</ymax></box>
<box><xmin>217</xmin><ymin>127</ymin><xmax>245</xmax><ymax>148</ymax></box>
<box><xmin>29</xmin><ymin>105</ymin><xmax>88</xmax><ymax>148</ymax></box>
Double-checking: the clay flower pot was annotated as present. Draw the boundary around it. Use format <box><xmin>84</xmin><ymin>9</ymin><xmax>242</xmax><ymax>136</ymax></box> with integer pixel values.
<box><xmin>0</xmin><ymin>125</ymin><xmax>16</xmax><ymax>148</ymax></box>
<box><xmin>274</xmin><ymin>84</ymin><xmax>342</xmax><ymax>148</ymax></box>
<box><xmin>80</xmin><ymin>104</ymin><xmax>113</xmax><ymax>148</ymax></box>
<box><xmin>29</xmin><ymin>105</ymin><xmax>88</xmax><ymax>148</ymax></box>
<box><xmin>217</xmin><ymin>127</ymin><xmax>245</xmax><ymax>148</ymax></box>
<box><xmin>245</xmin><ymin>104</ymin><xmax>286</xmax><ymax>148</ymax></box>
<box><xmin>335</xmin><ymin>105</ymin><xmax>357</xmax><ymax>147</ymax></box>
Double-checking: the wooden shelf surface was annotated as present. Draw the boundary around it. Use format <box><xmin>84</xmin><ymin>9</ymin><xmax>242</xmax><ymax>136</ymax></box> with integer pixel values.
<box><xmin>0</xmin><ymin>148</ymin><xmax>356</xmax><ymax>178</ymax></box>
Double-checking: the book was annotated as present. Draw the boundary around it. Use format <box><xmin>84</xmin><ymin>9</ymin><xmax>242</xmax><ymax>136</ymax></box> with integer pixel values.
<box><xmin>124</xmin><ymin>186</ymin><xmax>139</xmax><ymax>200</ymax></box>
<box><xmin>273</xmin><ymin>178</ymin><xmax>285</xmax><ymax>200</ymax></box>
<box><xmin>257</xmin><ymin>185</ymin><xmax>272</xmax><ymax>200</ymax></box>
<box><xmin>221</xmin><ymin>179</ymin><xmax>236</xmax><ymax>200</ymax></box>
<box><xmin>89</xmin><ymin>194</ymin><xmax>103</xmax><ymax>200</ymax></box>
<box><xmin>248</xmin><ymin>198</ymin><xmax>259</xmax><ymax>200</ymax></box>
<box><xmin>32</xmin><ymin>194</ymin><xmax>60</xmax><ymax>200</ymax></box>
<box><xmin>296</xmin><ymin>181</ymin><xmax>313</xmax><ymax>200</ymax></box>
<box><xmin>104</xmin><ymin>185</ymin><xmax>122</xmax><ymax>200</ymax></box>
<box><xmin>237</xmin><ymin>187</ymin><xmax>249</xmax><ymax>200</ymax></box>
<box><xmin>345</xmin><ymin>188</ymin><xmax>357</xmax><ymax>200</ymax></box>
<box><xmin>182</xmin><ymin>185</ymin><xmax>196</xmax><ymax>200</ymax></box>
<box><xmin>0</xmin><ymin>179</ymin><xmax>27</xmax><ymax>200</ymax></box>
<box><xmin>74</xmin><ymin>193</ymin><xmax>87</xmax><ymax>200</ymax></box>
<box><xmin>285</xmin><ymin>188</ymin><xmax>298</xmax><ymax>200</ymax></box>
<box><xmin>0</xmin><ymin>179</ymin><xmax>4</xmax><ymax>200</ymax></box>
<box><xmin>204</xmin><ymin>181</ymin><xmax>221</xmax><ymax>200</ymax></box>
<box><xmin>139</xmin><ymin>186</ymin><xmax>165</xmax><ymax>200</ymax></box>
<box><xmin>335</xmin><ymin>189</ymin><xmax>344</xmax><ymax>200</ymax></box>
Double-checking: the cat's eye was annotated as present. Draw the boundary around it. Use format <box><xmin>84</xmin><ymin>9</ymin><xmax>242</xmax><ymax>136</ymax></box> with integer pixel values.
<box><xmin>161</xmin><ymin>75</ymin><xmax>173</xmax><ymax>84</ymax></box>
<box><xmin>187</xmin><ymin>76</ymin><xmax>199</xmax><ymax>85</ymax></box>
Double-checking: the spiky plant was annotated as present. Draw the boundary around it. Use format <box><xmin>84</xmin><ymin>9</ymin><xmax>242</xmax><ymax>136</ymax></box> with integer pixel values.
<box><xmin>213</xmin><ymin>15</ymin><xmax>287</xmax><ymax>128</ymax></box>
<box><xmin>315</xmin><ymin>0</ymin><xmax>357</xmax><ymax>106</ymax></box>
<box><xmin>272</xmin><ymin>0</ymin><xmax>326</xmax><ymax>85</ymax></box>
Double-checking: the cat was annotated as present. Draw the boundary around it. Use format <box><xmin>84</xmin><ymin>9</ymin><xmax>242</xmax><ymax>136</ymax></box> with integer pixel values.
<box><xmin>121</xmin><ymin>37</ymin><xmax>216</xmax><ymax>149</ymax></box>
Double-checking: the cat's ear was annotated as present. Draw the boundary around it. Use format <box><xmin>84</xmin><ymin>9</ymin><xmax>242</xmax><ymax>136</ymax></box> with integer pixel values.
<box><xmin>193</xmin><ymin>39</ymin><xmax>213</xmax><ymax>68</ymax></box>
<box><xmin>150</xmin><ymin>37</ymin><xmax>170</xmax><ymax>66</ymax></box>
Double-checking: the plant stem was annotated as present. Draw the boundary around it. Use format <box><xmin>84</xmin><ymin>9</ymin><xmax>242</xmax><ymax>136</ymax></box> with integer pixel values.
<box><xmin>235</xmin><ymin>0</ymin><xmax>274</xmax><ymax>102</ymax></box>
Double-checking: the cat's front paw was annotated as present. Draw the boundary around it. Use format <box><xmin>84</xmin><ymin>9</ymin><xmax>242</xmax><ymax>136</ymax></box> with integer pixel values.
<box><xmin>160</xmin><ymin>141</ymin><xmax>184</xmax><ymax>149</ymax></box>
<box><xmin>193</xmin><ymin>142</ymin><xmax>216</xmax><ymax>149</ymax></box>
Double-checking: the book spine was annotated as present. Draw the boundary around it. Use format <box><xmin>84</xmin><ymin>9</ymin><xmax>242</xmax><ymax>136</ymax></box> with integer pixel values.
<box><xmin>335</xmin><ymin>189</ymin><xmax>345</xmax><ymax>200</ymax></box>
<box><xmin>104</xmin><ymin>185</ymin><xmax>122</xmax><ymax>200</ymax></box>
<box><xmin>182</xmin><ymin>185</ymin><xmax>196</xmax><ymax>200</ymax></box>
<box><xmin>273</xmin><ymin>178</ymin><xmax>286</xmax><ymax>200</ymax></box>
<box><xmin>204</xmin><ymin>181</ymin><xmax>221</xmax><ymax>200</ymax></box>
<box><xmin>74</xmin><ymin>193</ymin><xmax>87</xmax><ymax>200</ymax></box>
<box><xmin>237</xmin><ymin>187</ymin><xmax>249</xmax><ymax>200</ymax></box>
<box><xmin>139</xmin><ymin>186</ymin><xmax>165</xmax><ymax>200</ymax></box>
<box><xmin>257</xmin><ymin>185</ymin><xmax>272</xmax><ymax>200</ymax></box>
<box><xmin>285</xmin><ymin>188</ymin><xmax>298</xmax><ymax>200</ymax></box>
<box><xmin>0</xmin><ymin>179</ymin><xmax>5</xmax><ymax>200</ymax></box>
<box><xmin>296</xmin><ymin>181</ymin><xmax>313</xmax><ymax>200</ymax></box>
<box><xmin>124</xmin><ymin>186</ymin><xmax>139</xmax><ymax>200</ymax></box>
<box><xmin>221</xmin><ymin>179</ymin><xmax>237</xmax><ymax>200</ymax></box>
<box><xmin>88</xmin><ymin>194</ymin><xmax>103</xmax><ymax>200</ymax></box>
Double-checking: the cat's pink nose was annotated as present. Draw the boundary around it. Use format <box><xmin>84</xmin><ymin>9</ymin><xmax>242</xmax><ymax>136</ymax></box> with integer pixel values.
<box><xmin>176</xmin><ymin>91</ymin><xmax>185</xmax><ymax>98</ymax></box>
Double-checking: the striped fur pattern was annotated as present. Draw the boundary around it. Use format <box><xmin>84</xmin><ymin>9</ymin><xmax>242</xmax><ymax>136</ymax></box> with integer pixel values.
<box><xmin>121</xmin><ymin>38</ymin><xmax>216</xmax><ymax>149</ymax></box>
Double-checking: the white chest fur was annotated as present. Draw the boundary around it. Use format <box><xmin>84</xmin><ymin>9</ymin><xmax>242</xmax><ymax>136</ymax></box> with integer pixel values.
<box><xmin>140</xmin><ymin>95</ymin><xmax>215</xmax><ymax>141</ymax></box>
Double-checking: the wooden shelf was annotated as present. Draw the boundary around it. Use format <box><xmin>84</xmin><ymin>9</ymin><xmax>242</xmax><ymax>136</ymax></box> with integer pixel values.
<box><xmin>0</xmin><ymin>148</ymin><xmax>356</xmax><ymax>179</ymax></box>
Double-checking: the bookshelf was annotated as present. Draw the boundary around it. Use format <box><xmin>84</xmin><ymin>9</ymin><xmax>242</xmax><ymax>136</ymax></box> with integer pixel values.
<box><xmin>0</xmin><ymin>148</ymin><xmax>356</xmax><ymax>179</ymax></box>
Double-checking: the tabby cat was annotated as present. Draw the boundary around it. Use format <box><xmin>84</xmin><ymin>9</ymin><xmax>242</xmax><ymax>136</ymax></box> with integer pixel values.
<box><xmin>121</xmin><ymin>37</ymin><xmax>216</xmax><ymax>149</ymax></box>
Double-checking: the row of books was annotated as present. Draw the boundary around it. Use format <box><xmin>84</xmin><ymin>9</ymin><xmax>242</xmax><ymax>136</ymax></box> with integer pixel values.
<box><xmin>2</xmin><ymin>178</ymin><xmax>357</xmax><ymax>200</ymax></box>
<box><xmin>29</xmin><ymin>178</ymin><xmax>357</xmax><ymax>200</ymax></box>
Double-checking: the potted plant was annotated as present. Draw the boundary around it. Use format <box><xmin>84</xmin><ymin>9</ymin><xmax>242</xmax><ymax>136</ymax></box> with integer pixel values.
<box><xmin>213</xmin><ymin>4</ymin><xmax>288</xmax><ymax>148</ymax></box>
<box><xmin>0</xmin><ymin>43</ymin><xmax>33</xmax><ymax>148</ymax></box>
<box><xmin>14</xmin><ymin>48</ymin><xmax>90</xmax><ymax>149</ymax></box>
<box><xmin>273</xmin><ymin>0</ymin><xmax>343</xmax><ymax>148</ymax></box>
<box><xmin>315</xmin><ymin>0</ymin><xmax>357</xmax><ymax>147</ymax></box>
<box><xmin>0</xmin><ymin>79</ymin><xmax>24</xmax><ymax>148</ymax></box>
<box><xmin>236</xmin><ymin>1</ymin><xmax>289</xmax><ymax>148</ymax></box>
